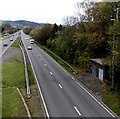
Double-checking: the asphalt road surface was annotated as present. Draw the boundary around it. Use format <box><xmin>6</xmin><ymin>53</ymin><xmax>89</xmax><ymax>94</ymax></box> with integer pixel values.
<box><xmin>21</xmin><ymin>31</ymin><xmax>116</xmax><ymax>118</ymax></box>
<box><xmin>0</xmin><ymin>32</ymin><xmax>19</xmax><ymax>57</ymax></box>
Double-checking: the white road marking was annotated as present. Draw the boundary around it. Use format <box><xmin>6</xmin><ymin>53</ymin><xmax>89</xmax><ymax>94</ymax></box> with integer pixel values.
<box><xmin>72</xmin><ymin>77</ymin><xmax>75</xmax><ymax>80</ymax></box>
<box><xmin>38</xmin><ymin>54</ymin><xmax>39</xmax><ymax>57</ymax></box>
<box><xmin>44</xmin><ymin>64</ymin><xmax>47</xmax><ymax>67</ymax></box>
<box><xmin>76</xmin><ymin>81</ymin><xmax>116</xmax><ymax>117</ymax></box>
<box><xmin>21</xmin><ymin>34</ymin><xmax>50</xmax><ymax>117</ymax></box>
<box><xmin>74</xmin><ymin>106</ymin><xmax>81</xmax><ymax>116</ymax></box>
<box><xmin>58</xmin><ymin>84</ymin><xmax>62</xmax><ymax>89</ymax></box>
<box><xmin>42</xmin><ymin>47</ymin><xmax>116</xmax><ymax>117</ymax></box>
<box><xmin>0</xmin><ymin>37</ymin><xmax>17</xmax><ymax>57</ymax></box>
<box><xmin>40</xmin><ymin>58</ymin><xmax>42</xmax><ymax>61</ymax></box>
<box><xmin>50</xmin><ymin>72</ymin><xmax>53</xmax><ymax>75</ymax></box>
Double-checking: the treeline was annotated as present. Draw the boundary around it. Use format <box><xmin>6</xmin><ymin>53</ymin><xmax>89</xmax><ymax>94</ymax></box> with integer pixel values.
<box><xmin>24</xmin><ymin>1</ymin><xmax>120</xmax><ymax>91</ymax></box>
<box><xmin>0</xmin><ymin>24</ymin><xmax>18</xmax><ymax>35</ymax></box>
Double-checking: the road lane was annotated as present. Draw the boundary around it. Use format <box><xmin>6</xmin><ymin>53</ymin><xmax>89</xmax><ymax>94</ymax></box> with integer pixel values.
<box><xmin>0</xmin><ymin>32</ymin><xmax>19</xmax><ymax>57</ymax></box>
<box><xmin>21</xmin><ymin>31</ymin><xmax>116</xmax><ymax>117</ymax></box>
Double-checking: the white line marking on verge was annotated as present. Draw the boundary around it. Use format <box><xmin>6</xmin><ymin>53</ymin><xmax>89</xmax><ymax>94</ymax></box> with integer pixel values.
<box><xmin>50</xmin><ymin>72</ymin><xmax>53</xmax><ymax>75</ymax></box>
<box><xmin>75</xmin><ymin>81</ymin><xmax>115</xmax><ymax>117</ymax></box>
<box><xmin>17</xmin><ymin>88</ymin><xmax>31</xmax><ymax>118</ymax></box>
<box><xmin>74</xmin><ymin>106</ymin><xmax>81</xmax><ymax>116</ymax></box>
<box><xmin>58</xmin><ymin>84</ymin><xmax>62</xmax><ymax>89</ymax></box>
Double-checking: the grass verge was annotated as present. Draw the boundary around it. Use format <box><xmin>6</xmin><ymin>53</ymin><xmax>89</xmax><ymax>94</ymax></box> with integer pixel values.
<box><xmin>0</xmin><ymin>37</ymin><xmax>6</xmax><ymax>40</ymax></box>
<box><xmin>11</xmin><ymin>38</ymin><xmax>20</xmax><ymax>48</ymax></box>
<box><xmin>2</xmin><ymin>88</ymin><xmax>27</xmax><ymax>117</ymax></box>
<box><xmin>2</xmin><ymin>59</ymin><xmax>27</xmax><ymax>117</ymax></box>
<box><xmin>2</xmin><ymin>60</ymin><xmax>25</xmax><ymax>88</ymax></box>
<box><xmin>101</xmin><ymin>87</ymin><xmax>120</xmax><ymax>116</ymax></box>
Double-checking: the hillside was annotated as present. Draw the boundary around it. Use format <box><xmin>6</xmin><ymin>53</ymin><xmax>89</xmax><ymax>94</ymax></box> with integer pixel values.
<box><xmin>1</xmin><ymin>20</ymin><xmax>44</xmax><ymax>28</ymax></box>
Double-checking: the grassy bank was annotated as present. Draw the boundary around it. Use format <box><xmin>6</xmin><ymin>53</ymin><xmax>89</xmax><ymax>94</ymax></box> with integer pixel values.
<box><xmin>101</xmin><ymin>88</ymin><xmax>120</xmax><ymax>116</ymax></box>
<box><xmin>2</xmin><ymin>59</ymin><xmax>27</xmax><ymax>117</ymax></box>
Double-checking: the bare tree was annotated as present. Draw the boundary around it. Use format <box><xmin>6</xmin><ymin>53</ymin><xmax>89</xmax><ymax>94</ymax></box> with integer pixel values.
<box><xmin>63</xmin><ymin>16</ymin><xmax>78</xmax><ymax>26</ymax></box>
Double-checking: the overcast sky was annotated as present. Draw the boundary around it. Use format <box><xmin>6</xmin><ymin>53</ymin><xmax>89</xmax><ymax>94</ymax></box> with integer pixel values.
<box><xmin>1</xmin><ymin>0</ymin><xmax>101</xmax><ymax>24</ymax></box>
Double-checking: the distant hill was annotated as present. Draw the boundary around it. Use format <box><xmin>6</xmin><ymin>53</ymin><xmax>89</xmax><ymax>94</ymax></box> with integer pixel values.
<box><xmin>1</xmin><ymin>20</ymin><xmax>44</xmax><ymax>28</ymax></box>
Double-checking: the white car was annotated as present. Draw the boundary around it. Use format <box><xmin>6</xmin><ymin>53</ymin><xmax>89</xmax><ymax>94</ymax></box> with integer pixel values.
<box><xmin>26</xmin><ymin>38</ymin><xmax>29</xmax><ymax>40</ymax></box>
<box><xmin>30</xmin><ymin>39</ymin><xmax>34</xmax><ymax>44</ymax></box>
<box><xmin>10</xmin><ymin>39</ymin><xmax>13</xmax><ymax>41</ymax></box>
<box><xmin>27</xmin><ymin>46</ymin><xmax>32</xmax><ymax>50</ymax></box>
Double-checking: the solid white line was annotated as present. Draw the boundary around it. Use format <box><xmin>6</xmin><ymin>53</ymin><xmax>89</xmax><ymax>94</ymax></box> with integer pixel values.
<box><xmin>0</xmin><ymin>36</ymin><xmax>18</xmax><ymax>57</ymax></box>
<box><xmin>74</xmin><ymin>106</ymin><xmax>81</xmax><ymax>116</ymax></box>
<box><xmin>76</xmin><ymin>81</ymin><xmax>115</xmax><ymax>117</ymax></box>
<box><xmin>58</xmin><ymin>84</ymin><xmax>62</xmax><ymax>89</ymax></box>
<box><xmin>40</xmin><ymin>46</ymin><xmax>116</xmax><ymax>117</ymax></box>
<box><xmin>72</xmin><ymin>77</ymin><xmax>75</xmax><ymax>80</ymax></box>
<box><xmin>44</xmin><ymin>64</ymin><xmax>47</xmax><ymax>67</ymax></box>
<box><xmin>21</xmin><ymin>32</ymin><xmax>50</xmax><ymax>118</ymax></box>
<box><xmin>50</xmin><ymin>72</ymin><xmax>53</xmax><ymax>75</ymax></box>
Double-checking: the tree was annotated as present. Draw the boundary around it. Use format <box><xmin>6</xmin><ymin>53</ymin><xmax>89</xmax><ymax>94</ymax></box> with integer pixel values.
<box><xmin>35</xmin><ymin>24</ymin><xmax>53</xmax><ymax>45</ymax></box>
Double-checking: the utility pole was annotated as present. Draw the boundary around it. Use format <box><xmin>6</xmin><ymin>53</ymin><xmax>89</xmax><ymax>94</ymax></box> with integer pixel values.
<box><xmin>111</xmin><ymin>3</ymin><xmax>119</xmax><ymax>89</ymax></box>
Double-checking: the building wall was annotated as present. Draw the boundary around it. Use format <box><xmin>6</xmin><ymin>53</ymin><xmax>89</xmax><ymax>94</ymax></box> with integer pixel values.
<box><xmin>91</xmin><ymin>61</ymin><xmax>106</xmax><ymax>81</ymax></box>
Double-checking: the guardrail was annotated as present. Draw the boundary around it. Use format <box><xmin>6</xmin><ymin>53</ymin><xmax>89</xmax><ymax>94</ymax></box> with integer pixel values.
<box><xmin>19</xmin><ymin>39</ymin><xmax>31</xmax><ymax>99</ymax></box>
<box><xmin>42</xmin><ymin>46</ymin><xmax>77</xmax><ymax>74</ymax></box>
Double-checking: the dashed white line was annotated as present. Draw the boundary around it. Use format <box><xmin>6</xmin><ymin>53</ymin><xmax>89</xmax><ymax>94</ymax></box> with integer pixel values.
<box><xmin>75</xmin><ymin>81</ymin><xmax>116</xmax><ymax>117</ymax></box>
<box><xmin>58</xmin><ymin>84</ymin><xmax>63</xmax><ymax>89</ymax></box>
<box><xmin>50</xmin><ymin>72</ymin><xmax>53</xmax><ymax>75</ymax></box>
<box><xmin>44</xmin><ymin>64</ymin><xmax>47</xmax><ymax>67</ymax></box>
<box><xmin>40</xmin><ymin>58</ymin><xmax>42</xmax><ymax>61</ymax></box>
<box><xmin>74</xmin><ymin>106</ymin><xmax>81</xmax><ymax>116</ymax></box>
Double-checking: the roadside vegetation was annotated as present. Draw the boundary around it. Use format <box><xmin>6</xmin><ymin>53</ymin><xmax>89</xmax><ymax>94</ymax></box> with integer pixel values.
<box><xmin>11</xmin><ymin>37</ymin><xmax>20</xmax><ymax>48</ymax></box>
<box><xmin>24</xmin><ymin>1</ymin><xmax>120</xmax><ymax>115</ymax></box>
<box><xmin>37</xmin><ymin>44</ymin><xmax>73</xmax><ymax>74</ymax></box>
<box><xmin>101</xmin><ymin>87</ymin><xmax>120</xmax><ymax>115</ymax></box>
<box><xmin>0</xmin><ymin>37</ymin><xmax>6</xmax><ymax>40</ymax></box>
<box><xmin>0</xmin><ymin>24</ymin><xmax>18</xmax><ymax>35</ymax></box>
<box><xmin>2</xmin><ymin>58</ymin><xmax>27</xmax><ymax>117</ymax></box>
<box><xmin>28</xmin><ymin>1</ymin><xmax>120</xmax><ymax>92</ymax></box>
<box><xmin>2</xmin><ymin>36</ymin><xmax>45</xmax><ymax>117</ymax></box>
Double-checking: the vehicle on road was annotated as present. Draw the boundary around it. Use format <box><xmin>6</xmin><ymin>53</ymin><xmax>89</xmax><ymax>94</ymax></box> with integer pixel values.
<box><xmin>27</xmin><ymin>46</ymin><xmax>32</xmax><ymax>50</ymax></box>
<box><xmin>26</xmin><ymin>38</ymin><xmax>29</xmax><ymax>40</ymax></box>
<box><xmin>10</xmin><ymin>39</ymin><xmax>13</xmax><ymax>41</ymax></box>
<box><xmin>30</xmin><ymin>39</ymin><xmax>34</xmax><ymax>44</ymax></box>
<box><xmin>3</xmin><ymin>43</ymin><xmax>8</xmax><ymax>46</ymax></box>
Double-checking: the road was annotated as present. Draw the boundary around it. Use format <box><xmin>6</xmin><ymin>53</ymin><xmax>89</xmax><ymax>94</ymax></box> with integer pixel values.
<box><xmin>21</xmin><ymin>31</ymin><xmax>116</xmax><ymax>117</ymax></box>
<box><xmin>0</xmin><ymin>32</ymin><xmax>19</xmax><ymax>57</ymax></box>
